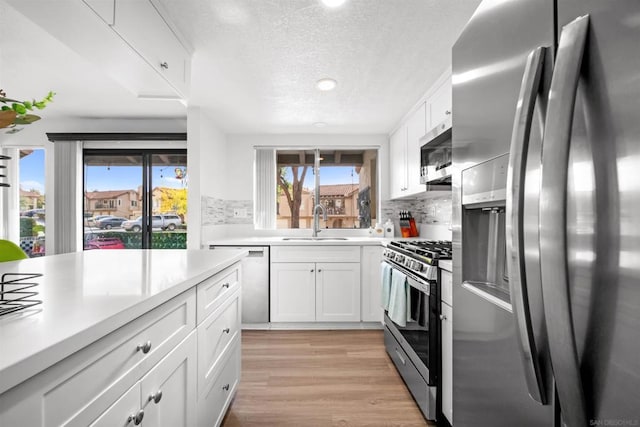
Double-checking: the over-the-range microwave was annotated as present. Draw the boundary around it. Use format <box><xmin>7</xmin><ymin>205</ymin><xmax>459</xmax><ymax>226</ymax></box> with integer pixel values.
<box><xmin>420</xmin><ymin>117</ymin><xmax>452</xmax><ymax>186</ymax></box>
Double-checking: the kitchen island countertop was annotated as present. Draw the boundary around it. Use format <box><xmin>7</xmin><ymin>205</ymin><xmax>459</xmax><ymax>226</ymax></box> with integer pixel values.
<box><xmin>0</xmin><ymin>249</ymin><xmax>246</xmax><ymax>395</ymax></box>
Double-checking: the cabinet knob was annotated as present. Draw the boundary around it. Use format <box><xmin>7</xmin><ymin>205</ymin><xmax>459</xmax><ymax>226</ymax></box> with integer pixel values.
<box><xmin>148</xmin><ymin>389</ymin><xmax>163</xmax><ymax>404</ymax></box>
<box><xmin>317</xmin><ymin>269</ymin><xmax>322</xmax><ymax>273</ymax></box>
<box><xmin>310</xmin><ymin>269</ymin><xmax>314</xmax><ymax>273</ymax></box>
<box><xmin>439</xmin><ymin>314</ymin><xmax>447</xmax><ymax>321</ymax></box>
<box><xmin>445</xmin><ymin>110</ymin><xmax>451</xmax><ymax>115</ymax></box>
<box><xmin>160</xmin><ymin>61</ymin><xmax>169</xmax><ymax>70</ymax></box>
<box><xmin>128</xmin><ymin>409</ymin><xmax>144</xmax><ymax>425</ymax></box>
<box><xmin>222</xmin><ymin>384</ymin><xmax>230</xmax><ymax>391</ymax></box>
<box><xmin>136</xmin><ymin>340</ymin><xmax>152</xmax><ymax>354</ymax></box>
<box><xmin>223</xmin><ymin>328</ymin><xmax>230</xmax><ymax>334</ymax></box>
<box><xmin>222</xmin><ymin>283</ymin><xmax>230</xmax><ymax>289</ymax></box>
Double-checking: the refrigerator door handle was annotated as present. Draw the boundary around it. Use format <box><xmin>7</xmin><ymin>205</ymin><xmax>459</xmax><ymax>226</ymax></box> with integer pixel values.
<box><xmin>506</xmin><ymin>46</ymin><xmax>548</xmax><ymax>405</ymax></box>
<box><xmin>539</xmin><ymin>15</ymin><xmax>590</xmax><ymax>427</ymax></box>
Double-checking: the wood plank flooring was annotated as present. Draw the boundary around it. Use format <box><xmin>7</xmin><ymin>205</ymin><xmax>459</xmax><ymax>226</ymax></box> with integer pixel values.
<box><xmin>222</xmin><ymin>330</ymin><xmax>434</xmax><ymax>427</ymax></box>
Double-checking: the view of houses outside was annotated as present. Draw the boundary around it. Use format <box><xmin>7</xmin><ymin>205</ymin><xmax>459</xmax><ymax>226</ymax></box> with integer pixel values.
<box><xmin>83</xmin><ymin>152</ymin><xmax>188</xmax><ymax>250</ymax></box>
<box><xmin>19</xmin><ymin>149</ymin><xmax>46</xmax><ymax>257</ymax></box>
<box><xmin>276</xmin><ymin>149</ymin><xmax>377</xmax><ymax>229</ymax></box>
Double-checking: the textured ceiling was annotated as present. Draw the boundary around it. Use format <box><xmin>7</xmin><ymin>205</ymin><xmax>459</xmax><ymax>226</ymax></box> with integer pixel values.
<box><xmin>0</xmin><ymin>0</ymin><xmax>482</xmax><ymax>133</ymax></box>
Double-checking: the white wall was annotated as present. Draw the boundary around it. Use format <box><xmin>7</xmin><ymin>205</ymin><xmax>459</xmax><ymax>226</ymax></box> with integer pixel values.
<box><xmin>187</xmin><ymin>107</ymin><xmax>228</xmax><ymax>248</ymax></box>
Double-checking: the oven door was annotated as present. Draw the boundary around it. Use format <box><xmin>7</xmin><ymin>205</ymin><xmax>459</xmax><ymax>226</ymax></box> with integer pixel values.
<box><xmin>383</xmin><ymin>261</ymin><xmax>437</xmax><ymax>385</ymax></box>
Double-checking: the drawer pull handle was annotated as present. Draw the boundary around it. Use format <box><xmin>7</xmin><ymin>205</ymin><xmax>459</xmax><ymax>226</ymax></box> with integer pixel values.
<box><xmin>128</xmin><ymin>409</ymin><xmax>144</xmax><ymax>425</ymax></box>
<box><xmin>222</xmin><ymin>384</ymin><xmax>230</xmax><ymax>391</ymax></box>
<box><xmin>222</xmin><ymin>283</ymin><xmax>230</xmax><ymax>289</ymax></box>
<box><xmin>223</xmin><ymin>328</ymin><xmax>230</xmax><ymax>334</ymax></box>
<box><xmin>440</xmin><ymin>314</ymin><xmax>447</xmax><ymax>321</ymax></box>
<box><xmin>160</xmin><ymin>61</ymin><xmax>169</xmax><ymax>70</ymax></box>
<box><xmin>148</xmin><ymin>390</ymin><xmax>163</xmax><ymax>404</ymax></box>
<box><xmin>395</xmin><ymin>348</ymin><xmax>406</xmax><ymax>366</ymax></box>
<box><xmin>136</xmin><ymin>341</ymin><xmax>152</xmax><ymax>354</ymax></box>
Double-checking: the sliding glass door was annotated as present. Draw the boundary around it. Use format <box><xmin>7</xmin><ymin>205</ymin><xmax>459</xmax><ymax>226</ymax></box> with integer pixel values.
<box><xmin>83</xmin><ymin>149</ymin><xmax>187</xmax><ymax>250</ymax></box>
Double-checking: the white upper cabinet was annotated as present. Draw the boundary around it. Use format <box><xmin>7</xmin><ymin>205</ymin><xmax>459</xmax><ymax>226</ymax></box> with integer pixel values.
<box><xmin>388</xmin><ymin>69</ymin><xmax>452</xmax><ymax>199</ymax></box>
<box><xmin>113</xmin><ymin>0</ymin><xmax>190</xmax><ymax>97</ymax></box>
<box><xmin>406</xmin><ymin>102</ymin><xmax>427</xmax><ymax>195</ymax></box>
<box><xmin>389</xmin><ymin>103</ymin><xmax>426</xmax><ymax>199</ymax></box>
<box><xmin>427</xmin><ymin>73</ymin><xmax>452</xmax><ymax>131</ymax></box>
<box><xmin>83</xmin><ymin>0</ymin><xmax>115</xmax><ymax>25</ymax></box>
<box><xmin>389</xmin><ymin>125</ymin><xmax>408</xmax><ymax>199</ymax></box>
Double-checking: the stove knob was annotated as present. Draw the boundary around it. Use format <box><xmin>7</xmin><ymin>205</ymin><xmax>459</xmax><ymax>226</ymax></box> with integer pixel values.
<box><xmin>414</xmin><ymin>263</ymin><xmax>423</xmax><ymax>272</ymax></box>
<box><xmin>397</xmin><ymin>255</ymin><xmax>405</xmax><ymax>263</ymax></box>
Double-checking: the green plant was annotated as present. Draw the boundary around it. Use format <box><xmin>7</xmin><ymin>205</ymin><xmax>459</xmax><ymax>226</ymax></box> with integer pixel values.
<box><xmin>0</xmin><ymin>89</ymin><xmax>55</xmax><ymax>134</ymax></box>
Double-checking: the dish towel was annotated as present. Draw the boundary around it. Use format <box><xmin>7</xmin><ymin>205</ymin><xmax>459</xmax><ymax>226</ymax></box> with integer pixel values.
<box><xmin>388</xmin><ymin>269</ymin><xmax>410</xmax><ymax>327</ymax></box>
<box><xmin>380</xmin><ymin>262</ymin><xmax>393</xmax><ymax>310</ymax></box>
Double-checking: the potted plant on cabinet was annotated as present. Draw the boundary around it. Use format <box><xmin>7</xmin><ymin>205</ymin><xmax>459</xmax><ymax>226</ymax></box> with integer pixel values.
<box><xmin>0</xmin><ymin>89</ymin><xmax>55</xmax><ymax>133</ymax></box>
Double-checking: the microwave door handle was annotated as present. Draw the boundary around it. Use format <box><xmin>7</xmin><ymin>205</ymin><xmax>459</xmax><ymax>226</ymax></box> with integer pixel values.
<box><xmin>540</xmin><ymin>15</ymin><xmax>590</xmax><ymax>427</ymax></box>
<box><xmin>506</xmin><ymin>45</ymin><xmax>548</xmax><ymax>405</ymax></box>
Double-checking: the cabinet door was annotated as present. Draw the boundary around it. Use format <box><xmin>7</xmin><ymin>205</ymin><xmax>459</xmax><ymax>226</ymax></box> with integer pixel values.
<box><xmin>389</xmin><ymin>126</ymin><xmax>407</xmax><ymax>199</ymax></box>
<box><xmin>114</xmin><ymin>0</ymin><xmax>190</xmax><ymax>96</ymax></box>
<box><xmin>406</xmin><ymin>102</ymin><xmax>427</xmax><ymax>195</ymax></box>
<box><xmin>441</xmin><ymin>303</ymin><xmax>453</xmax><ymax>424</ymax></box>
<box><xmin>427</xmin><ymin>75</ymin><xmax>452</xmax><ymax>131</ymax></box>
<box><xmin>140</xmin><ymin>331</ymin><xmax>197</xmax><ymax>427</ymax></box>
<box><xmin>270</xmin><ymin>262</ymin><xmax>316</xmax><ymax>322</ymax></box>
<box><xmin>315</xmin><ymin>263</ymin><xmax>361</xmax><ymax>322</ymax></box>
<box><xmin>89</xmin><ymin>383</ymin><xmax>141</xmax><ymax>427</ymax></box>
<box><xmin>360</xmin><ymin>246</ymin><xmax>383</xmax><ymax>322</ymax></box>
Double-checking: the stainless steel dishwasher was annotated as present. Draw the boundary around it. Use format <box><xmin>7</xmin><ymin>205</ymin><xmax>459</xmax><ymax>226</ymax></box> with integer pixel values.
<box><xmin>209</xmin><ymin>245</ymin><xmax>269</xmax><ymax>324</ymax></box>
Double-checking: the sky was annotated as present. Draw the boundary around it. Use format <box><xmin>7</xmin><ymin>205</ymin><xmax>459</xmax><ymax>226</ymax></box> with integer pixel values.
<box><xmin>19</xmin><ymin>150</ymin><xmax>187</xmax><ymax>193</ymax></box>
<box><xmin>19</xmin><ymin>149</ymin><xmax>45</xmax><ymax>194</ymax></box>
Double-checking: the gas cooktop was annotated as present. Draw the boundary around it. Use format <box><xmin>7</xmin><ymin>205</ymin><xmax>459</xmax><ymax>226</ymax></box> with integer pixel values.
<box><xmin>388</xmin><ymin>240</ymin><xmax>452</xmax><ymax>261</ymax></box>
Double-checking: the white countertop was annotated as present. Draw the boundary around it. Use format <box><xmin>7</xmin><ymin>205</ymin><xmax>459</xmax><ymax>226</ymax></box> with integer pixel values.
<box><xmin>208</xmin><ymin>236</ymin><xmax>391</xmax><ymax>247</ymax></box>
<box><xmin>439</xmin><ymin>260</ymin><xmax>452</xmax><ymax>272</ymax></box>
<box><xmin>0</xmin><ymin>249</ymin><xmax>246</xmax><ymax>395</ymax></box>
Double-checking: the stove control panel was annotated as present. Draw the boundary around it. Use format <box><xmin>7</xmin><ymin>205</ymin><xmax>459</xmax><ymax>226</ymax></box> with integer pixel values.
<box><xmin>383</xmin><ymin>248</ymin><xmax>435</xmax><ymax>280</ymax></box>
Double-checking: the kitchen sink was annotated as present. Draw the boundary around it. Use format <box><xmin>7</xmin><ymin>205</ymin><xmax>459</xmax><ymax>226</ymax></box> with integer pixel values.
<box><xmin>282</xmin><ymin>237</ymin><xmax>349</xmax><ymax>241</ymax></box>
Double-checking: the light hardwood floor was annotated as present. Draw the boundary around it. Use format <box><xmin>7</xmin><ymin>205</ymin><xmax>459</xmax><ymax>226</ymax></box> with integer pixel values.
<box><xmin>222</xmin><ymin>330</ymin><xmax>434</xmax><ymax>427</ymax></box>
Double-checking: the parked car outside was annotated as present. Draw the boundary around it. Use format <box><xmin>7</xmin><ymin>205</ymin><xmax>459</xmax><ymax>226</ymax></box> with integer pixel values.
<box><xmin>84</xmin><ymin>237</ymin><xmax>126</xmax><ymax>250</ymax></box>
<box><xmin>96</xmin><ymin>216</ymin><xmax>128</xmax><ymax>230</ymax></box>
<box><xmin>88</xmin><ymin>215</ymin><xmax>113</xmax><ymax>226</ymax></box>
<box><xmin>122</xmin><ymin>214</ymin><xmax>183</xmax><ymax>232</ymax></box>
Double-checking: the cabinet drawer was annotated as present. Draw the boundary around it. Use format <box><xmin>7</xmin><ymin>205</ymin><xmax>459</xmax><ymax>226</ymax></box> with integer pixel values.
<box><xmin>197</xmin><ymin>263</ymin><xmax>241</xmax><ymax>324</ymax></box>
<box><xmin>441</xmin><ymin>270</ymin><xmax>453</xmax><ymax>307</ymax></box>
<box><xmin>44</xmin><ymin>290</ymin><xmax>196</xmax><ymax>427</ymax></box>
<box><xmin>197</xmin><ymin>289</ymin><xmax>240</xmax><ymax>396</ymax></box>
<box><xmin>271</xmin><ymin>246</ymin><xmax>360</xmax><ymax>263</ymax></box>
<box><xmin>89</xmin><ymin>382</ymin><xmax>140</xmax><ymax>427</ymax></box>
<box><xmin>197</xmin><ymin>338</ymin><xmax>240</xmax><ymax>427</ymax></box>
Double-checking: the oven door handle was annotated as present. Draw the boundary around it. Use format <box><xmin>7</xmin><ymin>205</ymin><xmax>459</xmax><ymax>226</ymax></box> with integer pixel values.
<box><xmin>506</xmin><ymin>45</ymin><xmax>548</xmax><ymax>405</ymax></box>
<box><xmin>382</xmin><ymin>260</ymin><xmax>430</xmax><ymax>295</ymax></box>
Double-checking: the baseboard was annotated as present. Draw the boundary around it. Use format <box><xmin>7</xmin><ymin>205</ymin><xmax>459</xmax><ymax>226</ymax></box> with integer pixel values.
<box><xmin>242</xmin><ymin>322</ymin><xmax>384</xmax><ymax>330</ymax></box>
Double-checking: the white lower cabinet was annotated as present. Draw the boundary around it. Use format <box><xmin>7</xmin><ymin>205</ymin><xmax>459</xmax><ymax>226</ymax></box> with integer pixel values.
<box><xmin>270</xmin><ymin>262</ymin><xmax>316</xmax><ymax>322</ymax></box>
<box><xmin>0</xmin><ymin>262</ymin><xmax>243</xmax><ymax>427</ymax></box>
<box><xmin>271</xmin><ymin>261</ymin><xmax>360</xmax><ymax>322</ymax></box>
<box><xmin>315</xmin><ymin>262</ymin><xmax>360</xmax><ymax>322</ymax></box>
<box><xmin>441</xmin><ymin>302</ymin><xmax>453</xmax><ymax>425</ymax></box>
<box><xmin>91</xmin><ymin>331</ymin><xmax>197</xmax><ymax>427</ymax></box>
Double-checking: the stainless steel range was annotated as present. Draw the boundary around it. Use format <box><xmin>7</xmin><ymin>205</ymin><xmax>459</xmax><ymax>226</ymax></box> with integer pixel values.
<box><xmin>381</xmin><ymin>240</ymin><xmax>452</xmax><ymax>422</ymax></box>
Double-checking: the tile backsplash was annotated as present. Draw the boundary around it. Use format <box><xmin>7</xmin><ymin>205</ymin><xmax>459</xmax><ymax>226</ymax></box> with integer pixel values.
<box><xmin>381</xmin><ymin>193</ymin><xmax>452</xmax><ymax>227</ymax></box>
<box><xmin>202</xmin><ymin>196</ymin><xmax>253</xmax><ymax>225</ymax></box>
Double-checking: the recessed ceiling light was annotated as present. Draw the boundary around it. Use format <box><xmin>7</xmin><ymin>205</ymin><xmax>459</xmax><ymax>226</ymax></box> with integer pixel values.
<box><xmin>321</xmin><ymin>0</ymin><xmax>346</xmax><ymax>8</ymax></box>
<box><xmin>316</xmin><ymin>78</ymin><xmax>337</xmax><ymax>91</ymax></box>
<box><xmin>314</xmin><ymin>122</ymin><xmax>328</xmax><ymax>128</ymax></box>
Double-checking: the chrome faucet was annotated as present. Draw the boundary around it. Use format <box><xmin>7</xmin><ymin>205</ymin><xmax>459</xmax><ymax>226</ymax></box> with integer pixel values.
<box><xmin>312</xmin><ymin>203</ymin><xmax>327</xmax><ymax>237</ymax></box>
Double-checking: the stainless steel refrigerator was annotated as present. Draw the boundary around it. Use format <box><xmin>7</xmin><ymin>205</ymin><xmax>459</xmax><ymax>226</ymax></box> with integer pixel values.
<box><xmin>452</xmin><ymin>0</ymin><xmax>640</xmax><ymax>426</ymax></box>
